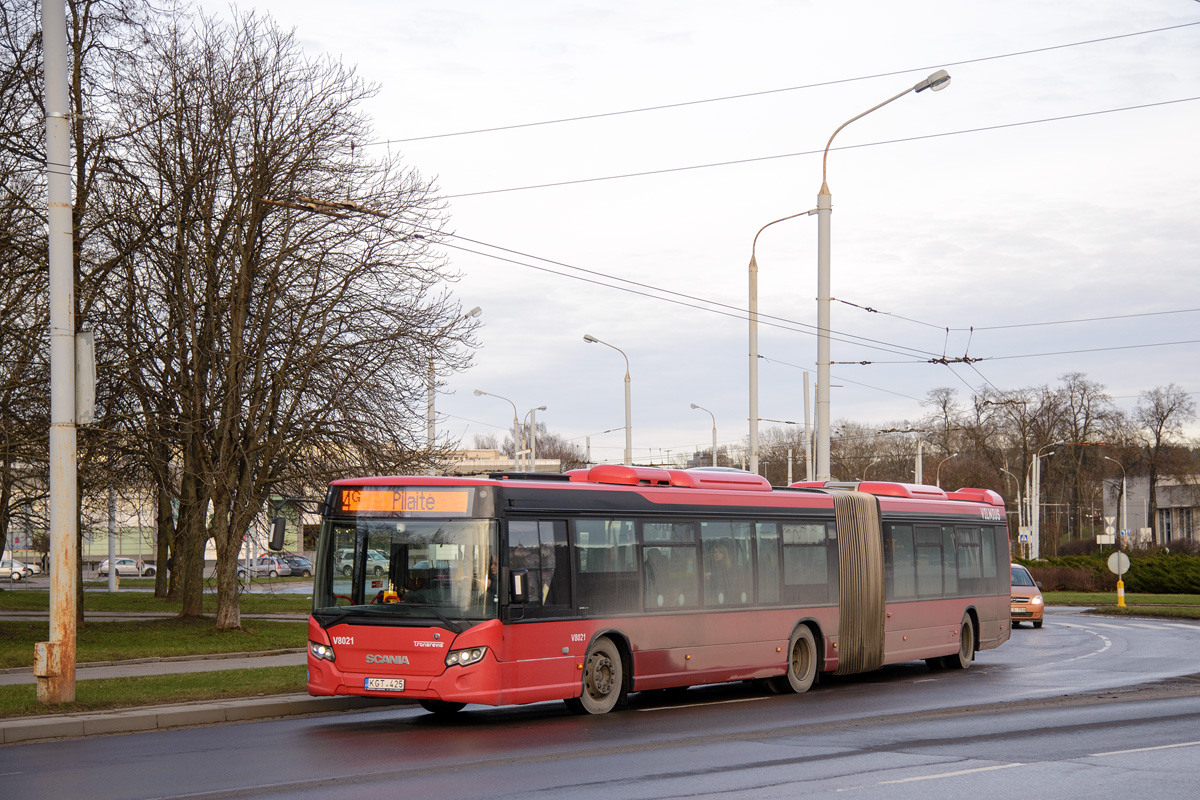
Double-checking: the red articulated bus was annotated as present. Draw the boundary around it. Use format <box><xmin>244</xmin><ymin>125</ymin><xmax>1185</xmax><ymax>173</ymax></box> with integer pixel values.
<box><xmin>302</xmin><ymin>466</ymin><xmax>1011</xmax><ymax>715</ymax></box>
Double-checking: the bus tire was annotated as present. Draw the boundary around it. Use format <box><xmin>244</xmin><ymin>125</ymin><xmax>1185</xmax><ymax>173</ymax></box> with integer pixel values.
<box><xmin>419</xmin><ymin>699</ymin><xmax>466</xmax><ymax>715</ymax></box>
<box><xmin>770</xmin><ymin>625</ymin><xmax>817</xmax><ymax>694</ymax></box>
<box><xmin>948</xmin><ymin>613</ymin><xmax>975</xmax><ymax>670</ymax></box>
<box><xmin>564</xmin><ymin>635</ymin><xmax>625</xmax><ymax>715</ymax></box>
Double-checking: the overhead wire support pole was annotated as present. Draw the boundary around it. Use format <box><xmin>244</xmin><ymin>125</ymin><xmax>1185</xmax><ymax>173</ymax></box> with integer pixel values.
<box><xmin>38</xmin><ymin>0</ymin><xmax>78</xmax><ymax>705</ymax></box>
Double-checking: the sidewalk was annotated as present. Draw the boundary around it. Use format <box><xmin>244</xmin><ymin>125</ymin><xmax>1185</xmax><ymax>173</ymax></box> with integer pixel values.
<box><xmin>0</xmin><ymin>650</ymin><xmax>406</xmax><ymax>745</ymax></box>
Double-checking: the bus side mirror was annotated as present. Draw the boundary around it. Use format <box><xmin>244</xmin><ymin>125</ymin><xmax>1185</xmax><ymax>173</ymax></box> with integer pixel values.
<box><xmin>509</xmin><ymin>568</ymin><xmax>529</xmax><ymax>605</ymax></box>
<box><xmin>269</xmin><ymin>517</ymin><xmax>287</xmax><ymax>551</ymax></box>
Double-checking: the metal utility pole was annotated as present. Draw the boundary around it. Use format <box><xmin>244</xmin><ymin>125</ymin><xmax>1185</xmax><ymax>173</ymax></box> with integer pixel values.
<box><xmin>37</xmin><ymin>0</ymin><xmax>78</xmax><ymax>705</ymax></box>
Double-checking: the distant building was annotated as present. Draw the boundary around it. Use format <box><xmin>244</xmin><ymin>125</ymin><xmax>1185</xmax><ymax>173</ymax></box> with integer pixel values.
<box><xmin>1103</xmin><ymin>476</ymin><xmax>1199</xmax><ymax>546</ymax></box>
<box><xmin>443</xmin><ymin>449</ymin><xmax>563</xmax><ymax>476</ymax></box>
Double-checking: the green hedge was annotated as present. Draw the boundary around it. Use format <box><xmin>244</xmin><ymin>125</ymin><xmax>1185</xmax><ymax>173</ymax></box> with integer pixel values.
<box><xmin>1017</xmin><ymin>552</ymin><xmax>1200</xmax><ymax>594</ymax></box>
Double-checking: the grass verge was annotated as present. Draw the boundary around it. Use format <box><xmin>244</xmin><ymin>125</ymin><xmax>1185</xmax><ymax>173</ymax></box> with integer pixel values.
<box><xmin>0</xmin><ymin>618</ymin><xmax>307</xmax><ymax>669</ymax></box>
<box><xmin>1044</xmin><ymin>592</ymin><xmax>1200</xmax><ymax>608</ymax></box>
<box><xmin>0</xmin><ymin>589</ymin><xmax>312</xmax><ymax>615</ymax></box>
<box><xmin>0</xmin><ymin>665</ymin><xmax>307</xmax><ymax>718</ymax></box>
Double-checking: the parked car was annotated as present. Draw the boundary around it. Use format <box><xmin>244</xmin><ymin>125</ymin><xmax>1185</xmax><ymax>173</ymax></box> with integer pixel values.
<box><xmin>98</xmin><ymin>558</ymin><xmax>154</xmax><ymax>577</ymax></box>
<box><xmin>237</xmin><ymin>555</ymin><xmax>293</xmax><ymax>578</ymax></box>
<box><xmin>1011</xmin><ymin>564</ymin><xmax>1044</xmax><ymax>628</ymax></box>
<box><xmin>338</xmin><ymin>549</ymin><xmax>389</xmax><ymax>577</ymax></box>
<box><xmin>2</xmin><ymin>559</ymin><xmax>33</xmax><ymax>581</ymax></box>
<box><xmin>279</xmin><ymin>554</ymin><xmax>312</xmax><ymax>577</ymax></box>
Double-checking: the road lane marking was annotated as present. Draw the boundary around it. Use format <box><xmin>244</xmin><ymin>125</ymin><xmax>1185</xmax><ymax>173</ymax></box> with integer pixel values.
<box><xmin>878</xmin><ymin>762</ymin><xmax>1024</xmax><ymax>784</ymax></box>
<box><xmin>637</xmin><ymin>696</ymin><xmax>770</xmax><ymax>712</ymax></box>
<box><xmin>1091</xmin><ymin>740</ymin><xmax>1200</xmax><ymax>757</ymax></box>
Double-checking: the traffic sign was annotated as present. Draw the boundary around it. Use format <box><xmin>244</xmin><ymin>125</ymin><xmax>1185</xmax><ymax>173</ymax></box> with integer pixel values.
<box><xmin>1018</xmin><ymin>532</ymin><xmax>1030</xmax><ymax>543</ymax></box>
<box><xmin>1107</xmin><ymin>551</ymin><xmax>1130</xmax><ymax>576</ymax></box>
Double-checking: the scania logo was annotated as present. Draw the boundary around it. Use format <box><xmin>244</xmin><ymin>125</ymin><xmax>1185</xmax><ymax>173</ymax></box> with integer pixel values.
<box><xmin>365</xmin><ymin>654</ymin><xmax>410</xmax><ymax>665</ymax></box>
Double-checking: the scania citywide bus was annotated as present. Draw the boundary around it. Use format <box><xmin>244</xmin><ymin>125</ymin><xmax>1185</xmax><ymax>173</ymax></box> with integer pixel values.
<box><xmin>301</xmin><ymin>466</ymin><xmax>1011</xmax><ymax>715</ymax></box>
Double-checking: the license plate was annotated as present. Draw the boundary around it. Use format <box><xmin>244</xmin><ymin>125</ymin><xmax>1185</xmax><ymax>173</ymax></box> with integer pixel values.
<box><xmin>1013</xmin><ymin>607</ymin><xmax>1026</xmax><ymax>613</ymax></box>
<box><xmin>365</xmin><ymin>678</ymin><xmax>405</xmax><ymax>691</ymax></box>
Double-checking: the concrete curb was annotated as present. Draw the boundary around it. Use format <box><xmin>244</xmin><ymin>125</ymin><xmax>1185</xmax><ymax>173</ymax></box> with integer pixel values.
<box><xmin>1</xmin><ymin>694</ymin><xmax>407</xmax><ymax>745</ymax></box>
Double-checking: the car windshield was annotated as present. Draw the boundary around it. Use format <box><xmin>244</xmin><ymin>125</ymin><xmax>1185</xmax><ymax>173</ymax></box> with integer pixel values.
<box><xmin>1011</xmin><ymin>566</ymin><xmax>1036</xmax><ymax>587</ymax></box>
<box><xmin>313</xmin><ymin>517</ymin><xmax>498</xmax><ymax>625</ymax></box>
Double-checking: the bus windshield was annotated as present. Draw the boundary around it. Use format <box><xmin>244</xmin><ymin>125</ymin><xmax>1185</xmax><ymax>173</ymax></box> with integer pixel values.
<box><xmin>313</xmin><ymin>517</ymin><xmax>498</xmax><ymax>624</ymax></box>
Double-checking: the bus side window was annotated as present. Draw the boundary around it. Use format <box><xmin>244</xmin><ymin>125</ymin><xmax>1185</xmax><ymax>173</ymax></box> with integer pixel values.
<box><xmin>539</xmin><ymin>520</ymin><xmax>571</xmax><ymax>608</ymax></box>
<box><xmin>886</xmin><ymin>524</ymin><xmax>916</xmax><ymax>600</ymax></box>
<box><xmin>755</xmin><ymin>522</ymin><xmax>780</xmax><ymax>604</ymax></box>
<box><xmin>942</xmin><ymin>526</ymin><xmax>958</xmax><ymax>596</ymax></box>
<box><xmin>915</xmin><ymin>525</ymin><xmax>943</xmax><ymax>597</ymax></box>
<box><xmin>508</xmin><ymin>521</ymin><xmax>542</xmax><ymax>607</ymax></box>
<box><xmin>574</xmin><ymin>519</ymin><xmax>638</xmax><ymax>615</ymax></box>
<box><xmin>781</xmin><ymin>521</ymin><xmax>830</xmax><ymax>605</ymax></box>
<box><xmin>643</xmin><ymin>521</ymin><xmax>698</xmax><ymax>610</ymax></box>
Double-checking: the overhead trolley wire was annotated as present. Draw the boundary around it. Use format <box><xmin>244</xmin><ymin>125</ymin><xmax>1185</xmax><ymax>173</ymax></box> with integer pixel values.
<box><xmin>366</xmin><ymin>22</ymin><xmax>1200</xmax><ymax>146</ymax></box>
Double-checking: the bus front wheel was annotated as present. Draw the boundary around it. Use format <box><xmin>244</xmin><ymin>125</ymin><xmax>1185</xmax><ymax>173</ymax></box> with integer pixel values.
<box><xmin>564</xmin><ymin>635</ymin><xmax>625</xmax><ymax>715</ymax></box>
<box><xmin>948</xmin><ymin>614</ymin><xmax>976</xmax><ymax>670</ymax></box>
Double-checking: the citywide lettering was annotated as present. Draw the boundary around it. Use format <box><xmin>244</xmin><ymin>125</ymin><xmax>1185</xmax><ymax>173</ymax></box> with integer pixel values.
<box><xmin>365</xmin><ymin>654</ymin><xmax>411</xmax><ymax>665</ymax></box>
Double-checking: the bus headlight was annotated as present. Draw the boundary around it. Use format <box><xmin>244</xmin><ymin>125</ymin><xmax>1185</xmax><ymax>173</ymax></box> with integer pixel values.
<box><xmin>309</xmin><ymin>641</ymin><xmax>336</xmax><ymax>662</ymax></box>
<box><xmin>445</xmin><ymin>646</ymin><xmax>487</xmax><ymax>667</ymax></box>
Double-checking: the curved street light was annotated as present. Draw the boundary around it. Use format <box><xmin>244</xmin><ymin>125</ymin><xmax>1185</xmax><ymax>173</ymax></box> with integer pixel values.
<box><xmin>748</xmin><ymin>212</ymin><xmax>816</xmax><ymax>474</ymax></box>
<box><xmin>815</xmin><ymin>69</ymin><xmax>951</xmax><ymax>481</ymax></box>
<box><xmin>690</xmin><ymin>403</ymin><xmax>718</xmax><ymax>467</ymax></box>
<box><xmin>474</xmin><ymin>389</ymin><xmax>519</xmax><ymax>470</ymax></box>
<box><xmin>936</xmin><ymin>452</ymin><xmax>958</xmax><ymax>488</ymax></box>
<box><xmin>584</xmin><ymin>334</ymin><xmax>632</xmax><ymax>465</ymax></box>
<box><xmin>862</xmin><ymin>457</ymin><xmax>880</xmax><ymax>481</ymax></box>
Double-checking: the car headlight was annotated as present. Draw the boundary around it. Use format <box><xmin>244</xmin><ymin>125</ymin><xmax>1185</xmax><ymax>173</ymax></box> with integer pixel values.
<box><xmin>445</xmin><ymin>646</ymin><xmax>487</xmax><ymax>667</ymax></box>
<box><xmin>1031</xmin><ymin>596</ymin><xmax>1043</xmax><ymax>605</ymax></box>
<box><xmin>309</xmin><ymin>641</ymin><xmax>336</xmax><ymax>662</ymax></box>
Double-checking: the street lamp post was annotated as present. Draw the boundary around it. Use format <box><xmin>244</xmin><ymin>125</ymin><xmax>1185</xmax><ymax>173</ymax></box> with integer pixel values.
<box><xmin>583</xmin><ymin>334</ymin><xmax>632</xmax><ymax>465</ymax></box>
<box><xmin>474</xmin><ymin>389</ymin><xmax>520</xmax><ymax>470</ymax></box>
<box><xmin>936</xmin><ymin>452</ymin><xmax>958</xmax><ymax>488</ymax></box>
<box><xmin>815</xmin><ymin>69</ymin><xmax>951</xmax><ymax>481</ymax></box>
<box><xmin>999</xmin><ymin>466</ymin><xmax>1025</xmax><ymax>556</ymax></box>
<box><xmin>690</xmin><ymin>403</ymin><xmax>718</xmax><ymax>467</ymax></box>
<box><xmin>524</xmin><ymin>406</ymin><xmax>547</xmax><ymax>471</ymax></box>
<box><xmin>427</xmin><ymin>307</ymin><xmax>481</xmax><ymax>475</ymax></box>
<box><xmin>1030</xmin><ymin>442</ymin><xmax>1060</xmax><ymax>559</ymax></box>
<box><xmin>748</xmin><ymin>212</ymin><xmax>815</xmax><ymax>474</ymax></box>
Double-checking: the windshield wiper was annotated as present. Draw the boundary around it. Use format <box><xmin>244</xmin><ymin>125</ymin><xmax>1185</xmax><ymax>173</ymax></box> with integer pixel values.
<box><xmin>400</xmin><ymin>603</ymin><xmax>463</xmax><ymax>633</ymax></box>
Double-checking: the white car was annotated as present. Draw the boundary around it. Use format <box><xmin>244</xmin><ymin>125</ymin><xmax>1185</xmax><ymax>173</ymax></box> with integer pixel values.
<box><xmin>98</xmin><ymin>557</ymin><xmax>155</xmax><ymax>577</ymax></box>
<box><xmin>2</xmin><ymin>559</ymin><xmax>34</xmax><ymax>581</ymax></box>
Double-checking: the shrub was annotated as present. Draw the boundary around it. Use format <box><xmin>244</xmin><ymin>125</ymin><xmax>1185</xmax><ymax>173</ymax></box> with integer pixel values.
<box><xmin>1018</xmin><ymin>552</ymin><xmax>1200</xmax><ymax>593</ymax></box>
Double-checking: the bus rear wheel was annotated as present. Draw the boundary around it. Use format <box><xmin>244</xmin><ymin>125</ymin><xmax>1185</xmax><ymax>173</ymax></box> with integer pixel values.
<box><xmin>419</xmin><ymin>699</ymin><xmax>466</xmax><ymax>715</ymax></box>
<box><xmin>769</xmin><ymin>625</ymin><xmax>817</xmax><ymax>694</ymax></box>
<box><xmin>564</xmin><ymin>635</ymin><xmax>625</xmax><ymax>715</ymax></box>
<box><xmin>947</xmin><ymin>613</ymin><xmax>976</xmax><ymax>670</ymax></box>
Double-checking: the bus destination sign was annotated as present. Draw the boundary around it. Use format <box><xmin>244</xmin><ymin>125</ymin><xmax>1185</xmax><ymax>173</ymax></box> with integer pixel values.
<box><xmin>339</xmin><ymin>487</ymin><xmax>472</xmax><ymax>516</ymax></box>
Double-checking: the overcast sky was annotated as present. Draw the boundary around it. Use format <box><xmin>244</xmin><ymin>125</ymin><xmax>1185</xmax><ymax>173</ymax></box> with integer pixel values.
<box><xmin>202</xmin><ymin>0</ymin><xmax>1200</xmax><ymax>465</ymax></box>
